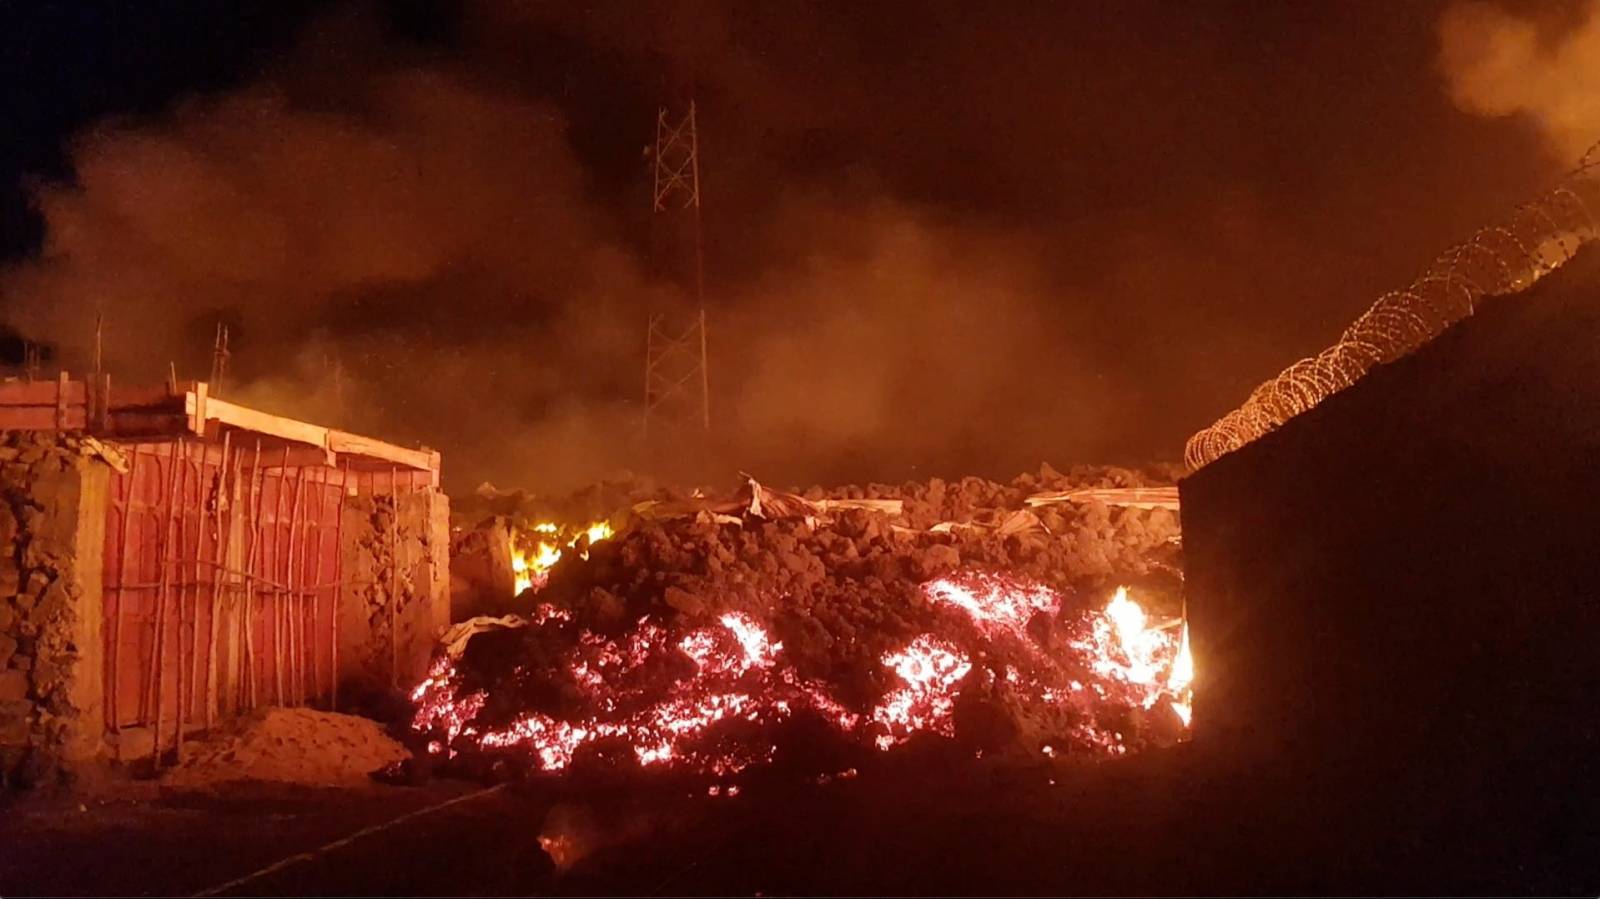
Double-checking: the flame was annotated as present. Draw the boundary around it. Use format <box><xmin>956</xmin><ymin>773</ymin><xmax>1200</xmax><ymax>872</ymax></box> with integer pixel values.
<box><xmin>1102</xmin><ymin>585</ymin><xmax>1164</xmax><ymax>685</ymax></box>
<box><xmin>510</xmin><ymin>520</ymin><xmax>615</xmax><ymax>595</ymax></box>
<box><xmin>926</xmin><ymin>574</ymin><xmax>1195</xmax><ymax>744</ymax></box>
<box><xmin>1168</xmin><ymin>623</ymin><xmax>1194</xmax><ymax>726</ymax></box>
<box><xmin>412</xmin><ymin>575</ymin><xmax>1196</xmax><ymax>775</ymax></box>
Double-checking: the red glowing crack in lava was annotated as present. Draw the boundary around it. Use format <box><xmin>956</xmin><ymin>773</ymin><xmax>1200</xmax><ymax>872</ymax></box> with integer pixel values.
<box><xmin>411</xmin><ymin>574</ymin><xmax>1194</xmax><ymax>773</ymax></box>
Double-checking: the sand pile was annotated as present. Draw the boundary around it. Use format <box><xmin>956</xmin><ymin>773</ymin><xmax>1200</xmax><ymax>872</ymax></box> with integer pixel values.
<box><xmin>162</xmin><ymin>708</ymin><xmax>409</xmax><ymax>788</ymax></box>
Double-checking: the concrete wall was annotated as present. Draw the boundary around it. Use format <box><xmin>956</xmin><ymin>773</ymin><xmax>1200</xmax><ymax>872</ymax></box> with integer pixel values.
<box><xmin>0</xmin><ymin>432</ymin><xmax>110</xmax><ymax>787</ymax></box>
<box><xmin>1180</xmin><ymin>247</ymin><xmax>1600</xmax><ymax>890</ymax></box>
<box><xmin>339</xmin><ymin>487</ymin><xmax>450</xmax><ymax>700</ymax></box>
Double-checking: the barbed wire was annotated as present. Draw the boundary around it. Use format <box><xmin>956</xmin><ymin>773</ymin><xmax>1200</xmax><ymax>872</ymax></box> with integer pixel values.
<box><xmin>1184</xmin><ymin>142</ymin><xmax>1600</xmax><ymax>471</ymax></box>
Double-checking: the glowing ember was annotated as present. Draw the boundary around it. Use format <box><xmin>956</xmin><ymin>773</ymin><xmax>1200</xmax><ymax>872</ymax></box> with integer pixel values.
<box><xmin>531</xmin><ymin>602</ymin><xmax>572</xmax><ymax>626</ymax></box>
<box><xmin>411</xmin><ymin>574</ymin><xmax>1195</xmax><ymax>775</ymax></box>
<box><xmin>538</xmin><ymin>833</ymin><xmax>580</xmax><ymax>869</ymax></box>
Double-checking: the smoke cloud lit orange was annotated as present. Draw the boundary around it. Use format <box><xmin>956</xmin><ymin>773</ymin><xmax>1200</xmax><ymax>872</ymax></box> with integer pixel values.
<box><xmin>1439</xmin><ymin>1</ymin><xmax>1600</xmax><ymax>160</ymax></box>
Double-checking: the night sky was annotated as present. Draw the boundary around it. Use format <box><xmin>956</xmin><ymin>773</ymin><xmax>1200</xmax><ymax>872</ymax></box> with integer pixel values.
<box><xmin>0</xmin><ymin>0</ymin><xmax>1587</xmax><ymax>490</ymax></box>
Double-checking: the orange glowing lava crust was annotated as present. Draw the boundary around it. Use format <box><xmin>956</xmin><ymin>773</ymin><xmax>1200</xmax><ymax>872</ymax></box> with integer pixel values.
<box><xmin>411</xmin><ymin>574</ymin><xmax>1193</xmax><ymax>774</ymax></box>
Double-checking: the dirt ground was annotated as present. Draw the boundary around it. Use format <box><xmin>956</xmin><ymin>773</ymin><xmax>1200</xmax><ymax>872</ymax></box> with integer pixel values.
<box><xmin>0</xmin><ymin>752</ymin><xmax>1210</xmax><ymax>897</ymax></box>
<box><xmin>3</xmin><ymin>742</ymin><xmax>1588</xmax><ymax>897</ymax></box>
<box><xmin>0</xmin><ymin>777</ymin><xmax>505</xmax><ymax>896</ymax></box>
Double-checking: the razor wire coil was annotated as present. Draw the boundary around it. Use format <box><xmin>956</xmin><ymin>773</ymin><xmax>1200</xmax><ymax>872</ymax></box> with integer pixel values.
<box><xmin>1185</xmin><ymin>143</ymin><xmax>1600</xmax><ymax>470</ymax></box>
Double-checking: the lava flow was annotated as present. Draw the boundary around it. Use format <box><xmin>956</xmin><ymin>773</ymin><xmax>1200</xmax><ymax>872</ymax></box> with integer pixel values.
<box><xmin>412</xmin><ymin>571</ymin><xmax>1193</xmax><ymax>776</ymax></box>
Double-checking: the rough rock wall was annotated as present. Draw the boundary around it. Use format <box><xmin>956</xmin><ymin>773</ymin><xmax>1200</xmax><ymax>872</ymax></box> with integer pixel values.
<box><xmin>0</xmin><ymin>432</ymin><xmax>109</xmax><ymax>787</ymax></box>
<box><xmin>1180</xmin><ymin>246</ymin><xmax>1600</xmax><ymax>891</ymax></box>
<box><xmin>339</xmin><ymin>488</ymin><xmax>449</xmax><ymax>698</ymax></box>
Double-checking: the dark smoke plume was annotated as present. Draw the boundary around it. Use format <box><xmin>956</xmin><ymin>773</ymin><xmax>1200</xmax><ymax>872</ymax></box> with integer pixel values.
<box><xmin>0</xmin><ymin>2</ymin><xmax>1572</xmax><ymax>491</ymax></box>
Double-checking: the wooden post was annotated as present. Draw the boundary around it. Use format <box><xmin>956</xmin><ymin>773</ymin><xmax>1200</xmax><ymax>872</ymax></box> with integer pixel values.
<box><xmin>91</xmin><ymin>313</ymin><xmax>104</xmax><ymax>430</ymax></box>
<box><xmin>223</xmin><ymin>442</ymin><xmax>245</xmax><ymax>715</ymax></box>
<box><xmin>54</xmin><ymin>371</ymin><xmax>69</xmax><ymax>430</ymax></box>
<box><xmin>149</xmin><ymin>439</ymin><xmax>182</xmax><ymax>765</ymax></box>
<box><xmin>242</xmin><ymin>440</ymin><xmax>264</xmax><ymax>709</ymax></box>
<box><xmin>176</xmin><ymin>441</ymin><xmax>203</xmax><ymax>763</ymax></box>
<box><xmin>108</xmin><ymin>446</ymin><xmax>138</xmax><ymax>753</ymax></box>
<box><xmin>95</xmin><ymin>372</ymin><xmax>111</xmax><ymax>433</ymax></box>
<box><xmin>270</xmin><ymin>447</ymin><xmax>290</xmax><ymax>704</ymax></box>
<box><xmin>306</xmin><ymin>468</ymin><xmax>326</xmax><ymax>705</ymax></box>
<box><xmin>331</xmin><ymin>459</ymin><xmax>349</xmax><ymax>710</ymax></box>
<box><xmin>203</xmin><ymin>431</ymin><xmax>232</xmax><ymax>730</ymax></box>
<box><xmin>283</xmin><ymin>463</ymin><xmax>306</xmax><ymax>705</ymax></box>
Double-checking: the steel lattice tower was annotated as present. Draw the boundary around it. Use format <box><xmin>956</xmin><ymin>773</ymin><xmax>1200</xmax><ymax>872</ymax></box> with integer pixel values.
<box><xmin>209</xmin><ymin>322</ymin><xmax>230</xmax><ymax>395</ymax></box>
<box><xmin>643</xmin><ymin>101</ymin><xmax>711</xmax><ymax>444</ymax></box>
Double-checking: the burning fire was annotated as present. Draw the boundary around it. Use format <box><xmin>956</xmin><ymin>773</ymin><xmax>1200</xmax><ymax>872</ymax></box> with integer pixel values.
<box><xmin>1168</xmin><ymin>623</ymin><xmax>1194</xmax><ymax>726</ymax></box>
<box><xmin>511</xmin><ymin>520</ymin><xmax>616</xmax><ymax>594</ymax></box>
<box><xmin>412</xmin><ymin>574</ymin><xmax>1194</xmax><ymax>776</ymax></box>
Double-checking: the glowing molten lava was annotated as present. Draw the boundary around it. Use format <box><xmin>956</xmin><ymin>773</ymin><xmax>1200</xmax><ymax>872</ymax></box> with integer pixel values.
<box><xmin>511</xmin><ymin>520</ymin><xmax>616</xmax><ymax>594</ymax></box>
<box><xmin>412</xmin><ymin>574</ymin><xmax>1193</xmax><ymax>776</ymax></box>
<box><xmin>870</xmin><ymin>635</ymin><xmax>973</xmax><ymax>750</ymax></box>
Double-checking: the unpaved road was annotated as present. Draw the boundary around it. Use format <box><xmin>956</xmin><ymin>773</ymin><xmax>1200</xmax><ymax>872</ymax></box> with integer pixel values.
<box><xmin>0</xmin><ymin>748</ymin><xmax>1588</xmax><ymax>896</ymax></box>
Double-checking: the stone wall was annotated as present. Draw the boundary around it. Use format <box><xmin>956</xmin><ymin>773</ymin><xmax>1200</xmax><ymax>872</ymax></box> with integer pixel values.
<box><xmin>0</xmin><ymin>432</ymin><xmax>111</xmax><ymax>787</ymax></box>
<box><xmin>339</xmin><ymin>488</ymin><xmax>449</xmax><ymax>700</ymax></box>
